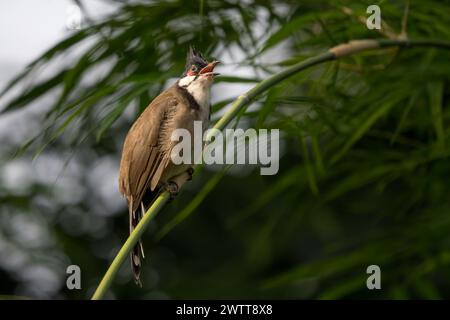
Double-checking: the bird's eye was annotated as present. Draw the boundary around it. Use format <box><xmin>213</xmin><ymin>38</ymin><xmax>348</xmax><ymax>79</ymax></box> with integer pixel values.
<box><xmin>191</xmin><ymin>65</ymin><xmax>198</xmax><ymax>72</ymax></box>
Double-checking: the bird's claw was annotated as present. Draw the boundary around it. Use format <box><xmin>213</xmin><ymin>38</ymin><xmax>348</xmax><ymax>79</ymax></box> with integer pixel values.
<box><xmin>165</xmin><ymin>181</ymin><xmax>179</xmax><ymax>200</ymax></box>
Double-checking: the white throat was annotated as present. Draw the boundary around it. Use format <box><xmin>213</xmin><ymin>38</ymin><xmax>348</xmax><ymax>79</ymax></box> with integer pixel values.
<box><xmin>178</xmin><ymin>76</ymin><xmax>212</xmax><ymax>111</ymax></box>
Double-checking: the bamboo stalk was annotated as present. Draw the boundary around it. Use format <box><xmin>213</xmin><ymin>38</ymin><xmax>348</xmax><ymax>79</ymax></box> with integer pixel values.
<box><xmin>91</xmin><ymin>192</ymin><xmax>170</xmax><ymax>300</ymax></box>
<box><xmin>91</xmin><ymin>38</ymin><xmax>450</xmax><ymax>300</ymax></box>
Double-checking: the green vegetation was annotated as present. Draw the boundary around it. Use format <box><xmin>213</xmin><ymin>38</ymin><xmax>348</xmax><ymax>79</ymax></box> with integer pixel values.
<box><xmin>1</xmin><ymin>0</ymin><xmax>450</xmax><ymax>299</ymax></box>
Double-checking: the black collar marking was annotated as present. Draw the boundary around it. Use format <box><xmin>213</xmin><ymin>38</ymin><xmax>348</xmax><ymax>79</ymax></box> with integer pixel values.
<box><xmin>176</xmin><ymin>85</ymin><xmax>200</xmax><ymax>110</ymax></box>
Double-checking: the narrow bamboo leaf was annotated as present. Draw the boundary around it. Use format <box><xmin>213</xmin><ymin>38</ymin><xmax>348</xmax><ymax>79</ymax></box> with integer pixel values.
<box><xmin>215</xmin><ymin>76</ymin><xmax>261</xmax><ymax>83</ymax></box>
<box><xmin>156</xmin><ymin>170</ymin><xmax>226</xmax><ymax>240</ymax></box>
<box><xmin>0</xmin><ymin>29</ymin><xmax>91</xmax><ymax>97</ymax></box>
<box><xmin>300</xmin><ymin>133</ymin><xmax>319</xmax><ymax>195</ymax></box>
<box><xmin>260</xmin><ymin>13</ymin><xmax>334</xmax><ymax>54</ymax></box>
<box><xmin>330</xmin><ymin>96</ymin><xmax>403</xmax><ymax>164</ymax></box>
<box><xmin>1</xmin><ymin>71</ymin><xmax>66</xmax><ymax>114</ymax></box>
<box><xmin>427</xmin><ymin>81</ymin><xmax>445</xmax><ymax>152</ymax></box>
<box><xmin>318</xmin><ymin>275</ymin><xmax>366</xmax><ymax>299</ymax></box>
<box><xmin>263</xmin><ymin>249</ymin><xmax>370</xmax><ymax>289</ymax></box>
<box><xmin>390</xmin><ymin>92</ymin><xmax>419</xmax><ymax>145</ymax></box>
<box><xmin>96</xmin><ymin>85</ymin><xmax>149</xmax><ymax>141</ymax></box>
<box><xmin>211</xmin><ymin>98</ymin><xmax>235</xmax><ymax>113</ymax></box>
<box><xmin>311</xmin><ymin>135</ymin><xmax>325</xmax><ymax>176</ymax></box>
<box><xmin>229</xmin><ymin>166</ymin><xmax>304</xmax><ymax>226</ymax></box>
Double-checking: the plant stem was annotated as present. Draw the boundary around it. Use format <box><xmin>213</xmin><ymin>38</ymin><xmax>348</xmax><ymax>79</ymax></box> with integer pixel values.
<box><xmin>91</xmin><ymin>38</ymin><xmax>450</xmax><ymax>299</ymax></box>
<box><xmin>91</xmin><ymin>192</ymin><xmax>170</xmax><ymax>300</ymax></box>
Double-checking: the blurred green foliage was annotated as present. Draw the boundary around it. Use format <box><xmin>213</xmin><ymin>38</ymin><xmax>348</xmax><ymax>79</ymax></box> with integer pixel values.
<box><xmin>1</xmin><ymin>0</ymin><xmax>450</xmax><ymax>299</ymax></box>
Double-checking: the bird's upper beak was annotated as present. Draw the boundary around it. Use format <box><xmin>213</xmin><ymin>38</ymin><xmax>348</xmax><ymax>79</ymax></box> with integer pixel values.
<box><xmin>199</xmin><ymin>60</ymin><xmax>220</xmax><ymax>76</ymax></box>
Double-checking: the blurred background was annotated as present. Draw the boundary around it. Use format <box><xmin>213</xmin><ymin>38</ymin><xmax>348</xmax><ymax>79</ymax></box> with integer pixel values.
<box><xmin>0</xmin><ymin>0</ymin><xmax>449</xmax><ymax>299</ymax></box>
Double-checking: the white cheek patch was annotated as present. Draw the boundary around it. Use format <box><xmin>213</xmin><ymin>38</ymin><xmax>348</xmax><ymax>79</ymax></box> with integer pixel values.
<box><xmin>178</xmin><ymin>75</ymin><xmax>196</xmax><ymax>87</ymax></box>
<box><xmin>178</xmin><ymin>75</ymin><xmax>213</xmax><ymax>116</ymax></box>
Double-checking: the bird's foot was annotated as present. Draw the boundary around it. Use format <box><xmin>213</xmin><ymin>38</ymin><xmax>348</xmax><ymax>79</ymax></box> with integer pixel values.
<box><xmin>164</xmin><ymin>181</ymin><xmax>179</xmax><ymax>200</ymax></box>
<box><xmin>163</xmin><ymin>170</ymin><xmax>192</xmax><ymax>200</ymax></box>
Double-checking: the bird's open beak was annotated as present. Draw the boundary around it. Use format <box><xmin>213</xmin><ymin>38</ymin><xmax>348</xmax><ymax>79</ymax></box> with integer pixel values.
<box><xmin>199</xmin><ymin>60</ymin><xmax>220</xmax><ymax>76</ymax></box>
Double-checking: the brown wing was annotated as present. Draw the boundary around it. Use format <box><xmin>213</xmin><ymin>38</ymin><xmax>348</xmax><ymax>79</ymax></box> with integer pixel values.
<box><xmin>118</xmin><ymin>86</ymin><xmax>185</xmax><ymax>285</ymax></box>
<box><xmin>118</xmin><ymin>88</ymin><xmax>179</xmax><ymax>213</ymax></box>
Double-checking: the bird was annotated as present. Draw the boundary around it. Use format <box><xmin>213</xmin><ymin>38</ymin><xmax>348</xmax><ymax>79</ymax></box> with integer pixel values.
<box><xmin>118</xmin><ymin>48</ymin><xmax>219</xmax><ymax>286</ymax></box>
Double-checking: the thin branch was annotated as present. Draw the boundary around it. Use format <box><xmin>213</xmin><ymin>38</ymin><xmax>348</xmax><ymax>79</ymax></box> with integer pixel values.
<box><xmin>91</xmin><ymin>38</ymin><xmax>450</xmax><ymax>300</ymax></box>
<box><xmin>91</xmin><ymin>192</ymin><xmax>170</xmax><ymax>300</ymax></box>
<box><xmin>400</xmin><ymin>0</ymin><xmax>410</xmax><ymax>40</ymax></box>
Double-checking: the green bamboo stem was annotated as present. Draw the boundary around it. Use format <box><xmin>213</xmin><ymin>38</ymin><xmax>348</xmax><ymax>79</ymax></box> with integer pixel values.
<box><xmin>91</xmin><ymin>38</ymin><xmax>450</xmax><ymax>299</ymax></box>
<box><xmin>91</xmin><ymin>192</ymin><xmax>170</xmax><ymax>300</ymax></box>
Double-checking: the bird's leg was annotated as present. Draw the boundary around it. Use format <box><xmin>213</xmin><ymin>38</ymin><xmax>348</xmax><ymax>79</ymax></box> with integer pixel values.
<box><xmin>164</xmin><ymin>181</ymin><xmax>179</xmax><ymax>200</ymax></box>
<box><xmin>164</xmin><ymin>169</ymin><xmax>192</xmax><ymax>199</ymax></box>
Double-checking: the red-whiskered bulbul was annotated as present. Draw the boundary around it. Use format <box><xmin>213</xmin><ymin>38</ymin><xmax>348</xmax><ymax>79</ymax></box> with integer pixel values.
<box><xmin>118</xmin><ymin>48</ymin><xmax>219</xmax><ymax>285</ymax></box>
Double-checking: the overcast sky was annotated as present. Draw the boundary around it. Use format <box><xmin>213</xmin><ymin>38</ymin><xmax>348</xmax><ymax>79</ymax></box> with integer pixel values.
<box><xmin>0</xmin><ymin>0</ymin><xmax>117</xmax><ymax>88</ymax></box>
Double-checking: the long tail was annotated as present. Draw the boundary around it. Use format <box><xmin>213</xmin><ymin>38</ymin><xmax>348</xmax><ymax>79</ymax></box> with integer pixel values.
<box><xmin>129</xmin><ymin>188</ymin><xmax>161</xmax><ymax>286</ymax></box>
<box><xmin>129</xmin><ymin>202</ymin><xmax>145</xmax><ymax>287</ymax></box>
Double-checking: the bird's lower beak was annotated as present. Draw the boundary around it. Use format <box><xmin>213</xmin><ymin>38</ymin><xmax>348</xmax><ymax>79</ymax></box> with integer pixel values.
<box><xmin>199</xmin><ymin>60</ymin><xmax>220</xmax><ymax>76</ymax></box>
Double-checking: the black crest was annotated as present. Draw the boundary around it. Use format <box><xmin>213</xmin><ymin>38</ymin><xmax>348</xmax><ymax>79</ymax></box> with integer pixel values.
<box><xmin>183</xmin><ymin>47</ymin><xmax>208</xmax><ymax>76</ymax></box>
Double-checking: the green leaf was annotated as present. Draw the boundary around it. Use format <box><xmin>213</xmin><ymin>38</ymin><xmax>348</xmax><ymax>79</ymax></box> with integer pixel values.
<box><xmin>330</xmin><ymin>94</ymin><xmax>404</xmax><ymax>164</ymax></box>
<box><xmin>427</xmin><ymin>81</ymin><xmax>445</xmax><ymax>153</ymax></box>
